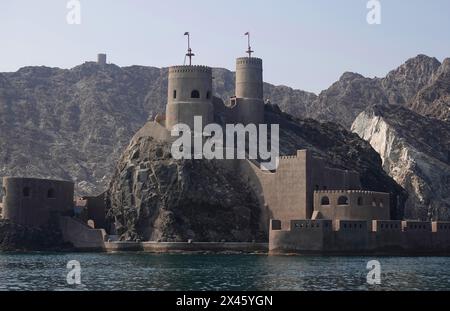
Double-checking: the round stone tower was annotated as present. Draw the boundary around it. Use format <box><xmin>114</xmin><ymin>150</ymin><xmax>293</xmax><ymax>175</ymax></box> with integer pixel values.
<box><xmin>2</xmin><ymin>177</ymin><xmax>74</xmax><ymax>227</ymax></box>
<box><xmin>165</xmin><ymin>65</ymin><xmax>214</xmax><ymax>130</ymax></box>
<box><xmin>235</xmin><ymin>57</ymin><xmax>265</xmax><ymax>125</ymax></box>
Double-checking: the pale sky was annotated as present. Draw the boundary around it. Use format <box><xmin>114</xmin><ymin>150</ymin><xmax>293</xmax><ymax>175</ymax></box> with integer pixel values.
<box><xmin>0</xmin><ymin>0</ymin><xmax>449</xmax><ymax>93</ymax></box>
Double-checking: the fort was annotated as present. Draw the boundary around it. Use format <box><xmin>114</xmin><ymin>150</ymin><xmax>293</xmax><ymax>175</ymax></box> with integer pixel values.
<box><xmin>0</xmin><ymin>38</ymin><xmax>449</xmax><ymax>255</ymax></box>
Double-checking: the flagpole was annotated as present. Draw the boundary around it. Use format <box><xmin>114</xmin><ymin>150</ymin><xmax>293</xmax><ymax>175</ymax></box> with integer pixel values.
<box><xmin>245</xmin><ymin>32</ymin><xmax>253</xmax><ymax>58</ymax></box>
<box><xmin>184</xmin><ymin>32</ymin><xmax>194</xmax><ymax>65</ymax></box>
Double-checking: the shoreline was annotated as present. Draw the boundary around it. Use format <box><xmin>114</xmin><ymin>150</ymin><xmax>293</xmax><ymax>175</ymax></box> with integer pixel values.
<box><xmin>4</xmin><ymin>241</ymin><xmax>450</xmax><ymax>257</ymax></box>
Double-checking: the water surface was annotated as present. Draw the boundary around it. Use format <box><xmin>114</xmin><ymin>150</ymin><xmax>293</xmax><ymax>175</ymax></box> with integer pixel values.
<box><xmin>0</xmin><ymin>253</ymin><xmax>449</xmax><ymax>291</ymax></box>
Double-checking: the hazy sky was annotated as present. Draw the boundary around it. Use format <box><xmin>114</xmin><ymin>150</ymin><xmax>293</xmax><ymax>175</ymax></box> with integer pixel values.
<box><xmin>0</xmin><ymin>0</ymin><xmax>449</xmax><ymax>93</ymax></box>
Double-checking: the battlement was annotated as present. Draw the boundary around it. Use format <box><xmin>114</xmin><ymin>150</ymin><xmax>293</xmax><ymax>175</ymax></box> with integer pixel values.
<box><xmin>169</xmin><ymin>65</ymin><xmax>212</xmax><ymax>74</ymax></box>
<box><xmin>314</xmin><ymin>190</ymin><xmax>387</xmax><ymax>195</ymax></box>
<box><xmin>273</xmin><ymin>219</ymin><xmax>450</xmax><ymax>233</ymax></box>
<box><xmin>279</xmin><ymin>155</ymin><xmax>297</xmax><ymax>160</ymax></box>
<box><xmin>278</xmin><ymin>150</ymin><xmax>306</xmax><ymax>161</ymax></box>
<box><xmin>236</xmin><ymin>57</ymin><xmax>263</xmax><ymax>66</ymax></box>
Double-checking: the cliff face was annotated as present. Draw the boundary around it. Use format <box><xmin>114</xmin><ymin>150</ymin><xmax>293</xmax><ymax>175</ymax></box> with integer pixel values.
<box><xmin>352</xmin><ymin>105</ymin><xmax>450</xmax><ymax>220</ymax></box>
<box><xmin>105</xmin><ymin>137</ymin><xmax>264</xmax><ymax>242</ymax></box>
<box><xmin>106</xmin><ymin>105</ymin><xmax>407</xmax><ymax>241</ymax></box>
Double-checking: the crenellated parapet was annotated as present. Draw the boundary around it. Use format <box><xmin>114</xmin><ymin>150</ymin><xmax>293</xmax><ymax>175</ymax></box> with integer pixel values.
<box><xmin>269</xmin><ymin>218</ymin><xmax>450</xmax><ymax>254</ymax></box>
<box><xmin>236</xmin><ymin>57</ymin><xmax>263</xmax><ymax>66</ymax></box>
<box><xmin>168</xmin><ymin>65</ymin><xmax>212</xmax><ymax>74</ymax></box>
<box><xmin>314</xmin><ymin>190</ymin><xmax>388</xmax><ymax>195</ymax></box>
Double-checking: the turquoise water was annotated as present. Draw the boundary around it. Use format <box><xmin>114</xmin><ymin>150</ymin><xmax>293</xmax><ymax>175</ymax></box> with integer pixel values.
<box><xmin>0</xmin><ymin>253</ymin><xmax>449</xmax><ymax>291</ymax></box>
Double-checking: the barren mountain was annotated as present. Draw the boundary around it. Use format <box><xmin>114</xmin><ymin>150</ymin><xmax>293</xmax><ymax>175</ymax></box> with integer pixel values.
<box><xmin>408</xmin><ymin>58</ymin><xmax>450</xmax><ymax>121</ymax></box>
<box><xmin>352</xmin><ymin>105</ymin><xmax>450</xmax><ymax>220</ymax></box>
<box><xmin>310</xmin><ymin>55</ymin><xmax>445</xmax><ymax>128</ymax></box>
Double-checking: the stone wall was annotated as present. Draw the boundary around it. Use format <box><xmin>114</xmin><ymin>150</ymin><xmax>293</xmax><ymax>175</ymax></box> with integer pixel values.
<box><xmin>166</xmin><ymin>65</ymin><xmax>214</xmax><ymax>130</ymax></box>
<box><xmin>59</xmin><ymin>216</ymin><xmax>106</xmax><ymax>250</ymax></box>
<box><xmin>269</xmin><ymin>219</ymin><xmax>450</xmax><ymax>254</ymax></box>
<box><xmin>83</xmin><ymin>192</ymin><xmax>106</xmax><ymax>229</ymax></box>
<box><xmin>238</xmin><ymin>150</ymin><xmax>363</xmax><ymax>229</ymax></box>
<box><xmin>313</xmin><ymin>190</ymin><xmax>390</xmax><ymax>220</ymax></box>
<box><xmin>2</xmin><ymin>177</ymin><xmax>74</xmax><ymax>227</ymax></box>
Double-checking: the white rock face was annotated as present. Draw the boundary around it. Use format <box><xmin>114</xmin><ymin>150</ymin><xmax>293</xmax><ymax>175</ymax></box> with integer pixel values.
<box><xmin>352</xmin><ymin>106</ymin><xmax>450</xmax><ymax>220</ymax></box>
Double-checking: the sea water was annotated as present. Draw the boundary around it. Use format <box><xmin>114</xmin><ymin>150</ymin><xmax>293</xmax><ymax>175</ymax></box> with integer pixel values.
<box><xmin>0</xmin><ymin>253</ymin><xmax>449</xmax><ymax>291</ymax></box>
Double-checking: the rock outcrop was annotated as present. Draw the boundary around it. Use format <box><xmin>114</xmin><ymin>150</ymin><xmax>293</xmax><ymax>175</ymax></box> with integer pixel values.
<box><xmin>105</xmin><ymin>105</ymin><xmax>407</xmax><ymax>242</ymax></box>
<box><xmin>105</xmin><ymin>138</ymin><xmax>264</xmax><ymax>242</ymax></box>
<box><xmin>0</xmin><ymin>220</ymin><xmax>70</xmax><ymax>251</ymax></box>
<box><xmin>352</xmin><ymin>105</ymin><xmax>450</xmax><ymax>220</ymax></box>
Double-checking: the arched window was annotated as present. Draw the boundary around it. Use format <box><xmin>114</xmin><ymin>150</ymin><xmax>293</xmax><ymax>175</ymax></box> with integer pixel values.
<box><xmin>191</xmin><ymin>90</ymin><xmax>200</xmax><ymax>98</ymax></box>
<box><xmin>173</xmin><ymin>90</ymin><xmax>177</xmax><ymax>99</ymax></box>
<box><xmin>2</xmin><ymin>187</ymin><xmax>6</xmax><ymax>197</ymax></box>
<box><xmin>47</xmin><ymin>189</ymin><xmax>56</xmax><ymax>199</ymax></box>
<box><xmin>338</xmin><ymin>196</ymin><xmax>349</xmax><ymax>205</ymax></box>
<box><xmin>206</xmin><ymin>91</ymin><xmax>211</xmax><ymax>99</ymax></box>
<box><xmin>372</xmin><ymin>199</ymin><xmax>377</xmax><ymax>207</ymax></box>
<box><xmin>379</xmin><ymin>200</ymin><xmax>384</xmax><ymax>208</ymax></box>
<box><xmin>321</xmin><ymin>196</ymin><xmax>330</xmax><ymax>205</ymax></box>
<box><xmin>23</xmin><ymin>187</ymin><xmax>31</xmax><ymax>197</ymax></box>
<box><xmin>357</xmin><ymin>197</ymin><xmax>363</xmax><ymax>206</ymax></box>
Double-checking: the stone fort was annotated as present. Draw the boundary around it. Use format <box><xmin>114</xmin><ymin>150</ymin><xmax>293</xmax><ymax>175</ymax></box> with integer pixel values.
<box><xmin>1</xmin><ymin>45</ymin><xmax>450</xmax><ymax>254</ymax></box>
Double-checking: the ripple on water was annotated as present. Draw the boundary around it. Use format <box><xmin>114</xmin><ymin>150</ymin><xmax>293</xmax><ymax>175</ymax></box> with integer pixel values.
<box><xmin>0</xmin><ymin>253</ymin><xmax>450</xmax><ymax>291</ymax></box>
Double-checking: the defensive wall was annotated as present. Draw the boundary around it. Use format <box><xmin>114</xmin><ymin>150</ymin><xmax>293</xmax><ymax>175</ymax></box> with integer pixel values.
<box><xmin>1</xmin><ymin>177</ymin><xmax>74</xmax><ymax>227</ymax></box>
<box><xmin>313</xmin><ymin>190</ymin><xmax>390</xmax><ymax>221</ymax></box>
<box><xmin>238</xmin><ymin>150</ymin><xmax>361</xmax><ymax>230</ymax></box>
<box><xmin>269</xmin><ymin>219</ymin><xmax>450</xmax><ymax>255</ymax></box>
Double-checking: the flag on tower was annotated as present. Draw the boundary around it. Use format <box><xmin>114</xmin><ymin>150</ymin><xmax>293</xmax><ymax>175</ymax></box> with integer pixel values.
<box><xmin>244</xmin><ymin>32</ymin><xmax>249</xmax><ymax>35</ymax></box>
<box><xmin>184</xmin><ymin>32</ymin><xmax>189</xmax><ymax>36</ymax></box>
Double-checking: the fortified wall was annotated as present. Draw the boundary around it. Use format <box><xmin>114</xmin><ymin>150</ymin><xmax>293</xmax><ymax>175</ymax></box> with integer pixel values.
<box><xmin>313</xmin><ymin>190</ymin><xmax>390</xmax><ymax>221</ymax></box>
<box><xmin>239</xmin><ymin>150</ymin><xmax>361</xmax><ymax>230</ymax></box>
<box><xmin>1</xmin><ymin>177</ymin><xmax>74</xmax><ymax>227</ymax></box>
<box><xmin>269</xmin><ymin>219</ymin><xmax>450</xmax><ymax>254</ymax></box>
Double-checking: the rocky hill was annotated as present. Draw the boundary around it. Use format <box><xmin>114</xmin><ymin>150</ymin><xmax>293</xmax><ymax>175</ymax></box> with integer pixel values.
<box><xmin>352</xmin><ymin>105</ymin><xmax>450</xmax><ymax>220</ymax></box>
<box><xmin>0</xmin><ymin>220</ymin><xmax>70</xmax><ymax>251</ymax></box>
<box><xmin>105</xmin><ymin>105</ymin><xmax>406</xmax><ymax>242</ymax></box>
